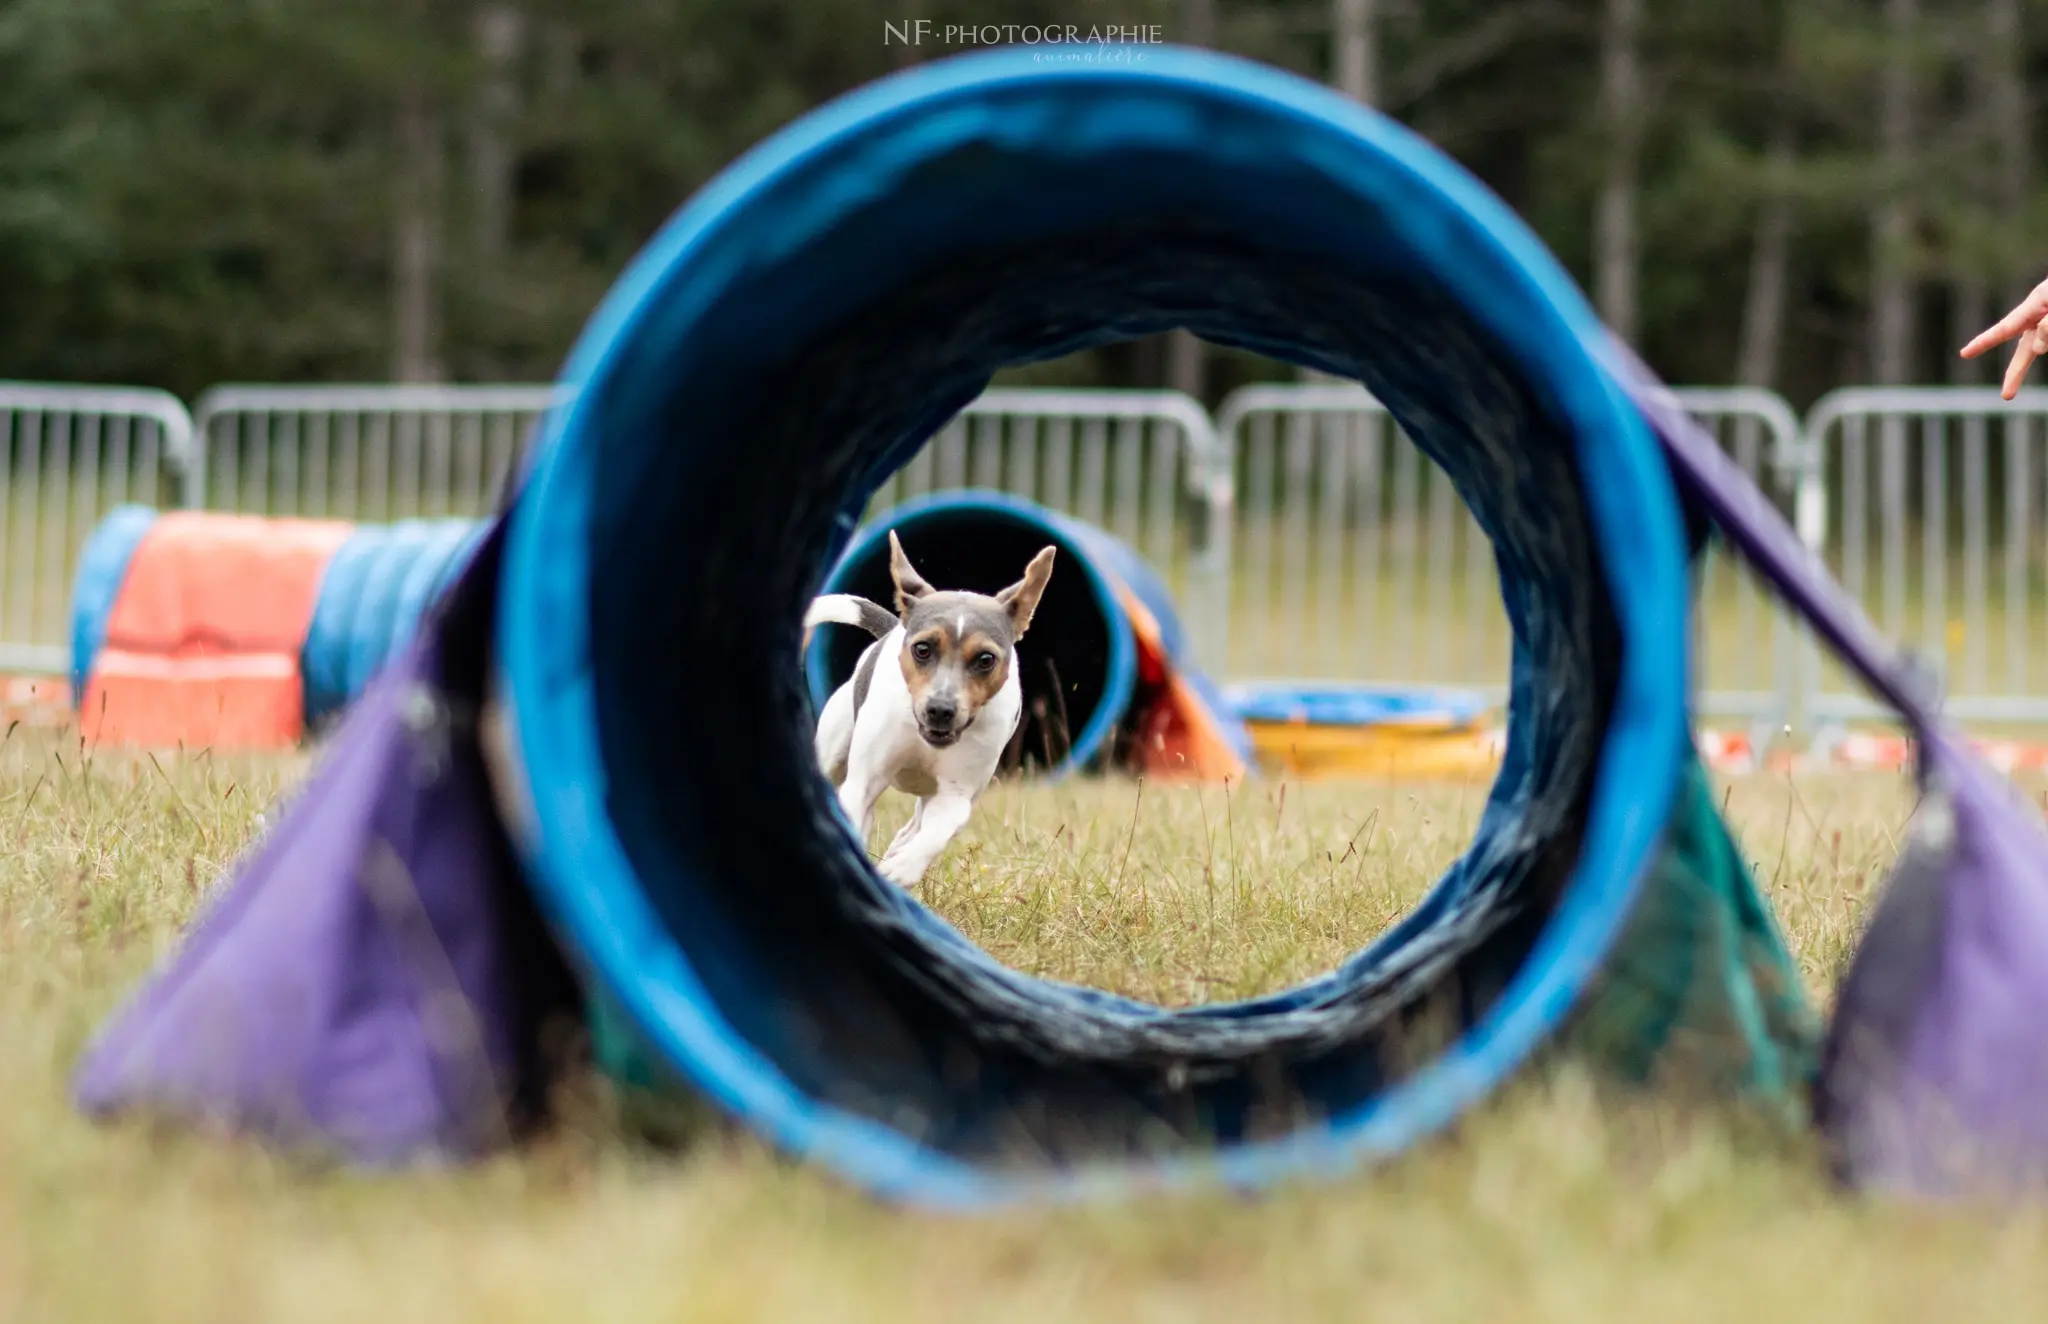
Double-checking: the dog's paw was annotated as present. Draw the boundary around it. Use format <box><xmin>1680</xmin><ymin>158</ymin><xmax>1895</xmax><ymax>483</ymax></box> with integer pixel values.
<box><xmin>875</xmin><ymin>852</ymin><xmax>926</xmax><ymax>889</ymax></box>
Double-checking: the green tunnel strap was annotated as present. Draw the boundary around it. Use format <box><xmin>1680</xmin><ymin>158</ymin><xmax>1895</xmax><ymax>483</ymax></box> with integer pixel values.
<box><xmin>1558</xmin><ymin>750</ymin><xmax>1822</xmax><ymax>1117</ymax></box>
<box><xmin>586</xmin><ymin>981</ymin><xmax>712</xmax><ymax>1143</ymax></box>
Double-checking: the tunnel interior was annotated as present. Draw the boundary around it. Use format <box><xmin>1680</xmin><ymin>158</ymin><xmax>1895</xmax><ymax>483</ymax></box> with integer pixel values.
<box><xmin>496</xmin><ymin>51</ymin><xmax>1685</xmax><ymax>1192</ymax></box>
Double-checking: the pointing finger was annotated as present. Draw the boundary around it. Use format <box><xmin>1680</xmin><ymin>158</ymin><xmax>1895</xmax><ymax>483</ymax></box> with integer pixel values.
<box><xmin>1963</xmin><ymin>280</ymin><xmax>2048</xmax><ymax>358</ymax></box>
<box><xmin>2002</xmin><ymin>330</ymin><xmax>2043</xmax><ymax>399</ymax></box>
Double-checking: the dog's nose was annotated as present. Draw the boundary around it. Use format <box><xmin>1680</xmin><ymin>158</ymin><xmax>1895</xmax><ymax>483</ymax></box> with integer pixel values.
<box><xmin>925</xmin><ymin>699</ymin><xmax>957</xmax><ymax>730</ymax></box>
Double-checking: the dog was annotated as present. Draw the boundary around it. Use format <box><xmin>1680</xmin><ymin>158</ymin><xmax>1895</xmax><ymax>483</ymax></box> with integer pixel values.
<box><xmin>804</xmin><ymin>531</ymin><xmax>1056</xmax><ymax>888</ymax></box>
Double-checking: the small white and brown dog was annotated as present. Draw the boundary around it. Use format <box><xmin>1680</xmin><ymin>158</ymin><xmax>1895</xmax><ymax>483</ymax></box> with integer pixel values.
<box><xmin>803</xmin><ymin>532</ymin><xmax>1056</xmax><ymax>888</ymax></box>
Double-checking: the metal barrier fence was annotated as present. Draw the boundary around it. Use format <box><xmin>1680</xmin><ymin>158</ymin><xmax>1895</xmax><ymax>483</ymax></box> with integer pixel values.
<box><xmin>191</xmin><ymin>383</ymin><xmax>1229</xmax><ymax>659</ymax></box>
<box><xmin>1212</xmin><ymin>384</ymin><xmax>1811</xmax><ymax>732</ymax></box>
<box><xmin>0</xmin><ymin>383</ymin><xmax>195</xmax><ymax>673</ymax></box>
<box><xmin>23</xmin><ymin>376</ymin><xmax>2048</xmax><ymax>742</ymax></box>
<box><xmin>189</xmin><ymin>385</ymin><xmax>566</xmax><ymax>519</ymax></box>
<box><xmin>1802</xmin><ymin>387</ymin><xmax>2048</xmax><ymax>732</ymax></box>
<box><xmin>862</xmin><ymin>388</ymin><xmax>1231</xmax><ymax>667</ymax></box>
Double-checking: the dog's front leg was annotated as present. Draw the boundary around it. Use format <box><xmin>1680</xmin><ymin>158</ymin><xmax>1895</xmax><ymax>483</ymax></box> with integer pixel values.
<box><xmin>886</xmin><ymin>797</ymin><xmax>927</xmax><ymax>855</ymax></box>
<box><xmin>837</xmin><ymin>772</ymin><xmax>887</xmax><ymax>854</ymax></box>
<box><xmin>876</xmin><ymin>793</ymin><xmax>973</xmax><ymax>889</ymax></box>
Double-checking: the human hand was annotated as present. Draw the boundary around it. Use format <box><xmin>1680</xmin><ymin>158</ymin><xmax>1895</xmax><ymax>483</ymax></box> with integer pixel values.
<box><xmin>1961</xmin><ymin>279</ymin><xmax>2048</xmax><ymax>398</ymax></box>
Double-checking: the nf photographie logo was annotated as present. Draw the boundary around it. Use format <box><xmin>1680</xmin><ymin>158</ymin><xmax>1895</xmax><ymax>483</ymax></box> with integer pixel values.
<box><xmin>883</xmin><ymin>20</ymin><xmax>1167</xmax><ymax>62</ymax></box>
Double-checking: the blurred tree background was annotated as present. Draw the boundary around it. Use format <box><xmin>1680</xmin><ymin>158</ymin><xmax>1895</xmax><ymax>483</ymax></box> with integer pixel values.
<box><xmin>0</xmin><ymin>0</ymin><xmax>2041</xmax><ymax>408</ymax></box>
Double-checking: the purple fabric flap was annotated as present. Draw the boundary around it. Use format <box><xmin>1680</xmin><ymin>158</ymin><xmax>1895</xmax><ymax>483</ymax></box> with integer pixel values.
<box><xmin>71</xmin><ymin>518</ymin><xmax>576</xmax><ymax>1166</ymax></box>
<box><xmin>1816</xmin><ymin>747</ymin><xmax>2048</xmax><ymax>1198</ymax></box>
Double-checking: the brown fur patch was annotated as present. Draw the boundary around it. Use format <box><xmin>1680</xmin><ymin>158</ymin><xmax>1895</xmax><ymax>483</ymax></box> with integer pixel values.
<box><xmin>958</xmin><ymin>631</ymin><xmax>1012</xmax><ymax>708</ymax></box>
<box><xmin>898</xmin><ymin>620</ymin><xmax>956</xmax><ymax>711</ymax></box>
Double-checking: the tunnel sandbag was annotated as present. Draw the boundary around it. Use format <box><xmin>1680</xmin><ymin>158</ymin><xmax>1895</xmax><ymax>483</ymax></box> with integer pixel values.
<box><xmin>70</xmin><ymin>506</ymin><xmax>354</xmax><ymax>748</ymax></box>
<box><xmin>1225</xmin><ymin>681</ymin><xmax>1505</xmax><ymax>780</ymax></box>
<box><xmin>69</xmin><ymin>505</ymin><xmax>488</xmax><ymax>745</ymax></box>
<box><xmin>804</xmin><ymin>490</ymin><xmax>1252</xmax><ymax>781</ymax></box>
<box><xmin>71</xmin><ymin>46</ymin><xmax>1821</xmax><ymax>1204</ymax></box>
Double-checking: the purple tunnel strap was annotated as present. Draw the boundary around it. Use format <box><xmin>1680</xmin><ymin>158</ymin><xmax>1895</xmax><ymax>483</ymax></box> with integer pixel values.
<box><xmin>1606</xmin><ymin>343</ymin><xmax>1936</xmax><ymax>726</ymax></box>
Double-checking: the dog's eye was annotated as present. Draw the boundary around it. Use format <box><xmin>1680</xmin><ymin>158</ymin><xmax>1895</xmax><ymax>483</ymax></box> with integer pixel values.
<box><xmin>971</xmin><ymin>652</ymin><xmax>997</xmax><ymax>673</ymax></box>
<box><xmin>911</xmin><ymin>640</ymin><xmax>935</xmax><ymax>663</ymax></box>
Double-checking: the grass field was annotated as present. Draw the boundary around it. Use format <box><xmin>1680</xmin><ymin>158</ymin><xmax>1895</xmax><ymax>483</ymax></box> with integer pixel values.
<box><xmin>8</xmin><ymin>725</ymin><xmax>2048</xmax><ymax>1323</ymax></box>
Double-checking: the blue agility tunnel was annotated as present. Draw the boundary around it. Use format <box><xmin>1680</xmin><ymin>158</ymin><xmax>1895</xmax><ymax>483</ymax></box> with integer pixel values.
<box><xmin>300</xmin><ymin>518</ymin><xmax>488</xmax><ymax>726</ymax></box>
<box><xmin>484</xmin><ymin>44</ymin><xmax>1806</xmax><ymax>1204</ymax></box>
<box><xmin>77</xmin><ymin>45</ymin><xmax>1821</xmax><ymax>1208</ymax></box>
<box><xmin>68</xmin><ymin>503</ymin><xmax>160</xmax><ymax>701</ymax></box>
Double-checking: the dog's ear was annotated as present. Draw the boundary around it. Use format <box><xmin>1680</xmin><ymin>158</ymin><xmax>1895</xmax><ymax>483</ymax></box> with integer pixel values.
<box><xmin>888</xmin><ymin>530</ymin><xmax>935</xmax><ymax>617</ymax></box>
<box><xmin>997</xmin><ymin>545</ymin><xmax>1057</xmax><ymax>638</ymax></box>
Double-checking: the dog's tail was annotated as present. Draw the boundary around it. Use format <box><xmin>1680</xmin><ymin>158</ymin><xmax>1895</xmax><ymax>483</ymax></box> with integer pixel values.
<box><xmin>803</xmin><ymin>593</ymin><xmax>897</xmax><ymax>640</ymax></box>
